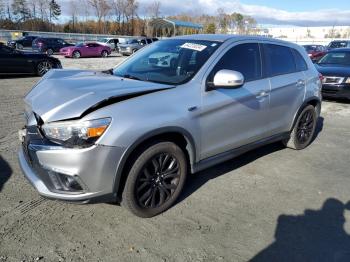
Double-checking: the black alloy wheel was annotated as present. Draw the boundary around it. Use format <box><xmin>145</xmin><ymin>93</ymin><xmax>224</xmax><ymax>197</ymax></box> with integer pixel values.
<box><xmin>122</xmin><ymin>141</ymin><xmax>187</xmax><ymax>218</ymax></box>
<box><xmin>296</xmin><ymin>109</ymin><xmax>315</xmax><ymax>144</ymax></box>
<box><xmin>136</xmin><ymin>153</ymin><xmax>180</xmax><ymax>208</ymax></box>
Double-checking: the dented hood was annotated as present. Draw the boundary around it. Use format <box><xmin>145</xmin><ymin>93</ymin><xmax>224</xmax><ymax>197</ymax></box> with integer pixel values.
<box><xmin>25</xmin><ymin>69</ymin><xmax>173</xmax><ymax>122</ymax></box>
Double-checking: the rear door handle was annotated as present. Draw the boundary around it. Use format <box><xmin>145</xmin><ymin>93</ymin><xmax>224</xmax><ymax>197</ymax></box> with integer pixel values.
<box><xmin>296</xmin><ymin>79</ymin><xmax>305</xmax><ymax>88</ymax></box>
<box><xmin>256</xmin><ymin>90</ymin><xmax>269</xmax><ymax>99</ymax></box>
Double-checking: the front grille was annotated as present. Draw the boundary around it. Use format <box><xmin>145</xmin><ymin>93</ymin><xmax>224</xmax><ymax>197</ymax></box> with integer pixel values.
<box><xmin>323</xmin><ymin>76</ymin><xmax>344</xmax><ymax>84</ymax></box>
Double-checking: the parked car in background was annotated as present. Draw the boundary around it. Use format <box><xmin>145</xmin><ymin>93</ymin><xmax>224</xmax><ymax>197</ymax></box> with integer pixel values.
<box><xmin>118</xmin><ymin>37</ymin><xmax>155</xmax><ymax>55</ymax></box>
<box><xmin>19</xmin><ymin>35</ymin><xmax>321</xmax><ymax>218</ymax></box>
<box><xmin>7</xmin><ymin>35</ymin><xmax>37</xmax><ymax>49</ymax></box>
<box><xmin>32</xmin><ymin>38</ymin><xmax>74</xmax><ymax>55</ymax></box>
<box><xmin>315</xmin><ymin>48</ymin><xmax>350</xmax><ymax>100</ymax></box>
<box><xmin>328</xmin><ymin>40</ymin><xmax>350</xmax><ymax>50</ymax></box>
<box><xmin>59</xmin><ymin>42</ymin><xmax>112</xmax><ymax>58</ymax></box>
<box><xmin>97</xmin><ymin>38</ymin><xmax>119</xmax><ymax>51</ymax></box>
<box><xmin>0</xmin><ymin>43</ymin><xmax>61</xmax><ymax>76</ymax></box>
<box><xmin>303</xmin><ymin>45</ymin><xmax>327</xmax><ymax>62</ymax></box>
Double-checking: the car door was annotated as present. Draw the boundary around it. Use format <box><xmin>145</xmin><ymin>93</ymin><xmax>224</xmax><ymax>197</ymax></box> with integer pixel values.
<box><xmin>87</xmin><ymin>43</ymin><xmax>100</xmax><ymax>57</ymax></box>
<box><xmin>0</xmin><ymin>45</ymin><xmax>32</xmax><ymax>73</ymax></box>
<box><xmin>200</xmin><ymin>42</ymin><xmax>271</xmax><ymax>159</ymax></box>
<box><xmin>263</xmin><ymin>44</ymin><xmax>306</xmax><ymax>135</ymax></box>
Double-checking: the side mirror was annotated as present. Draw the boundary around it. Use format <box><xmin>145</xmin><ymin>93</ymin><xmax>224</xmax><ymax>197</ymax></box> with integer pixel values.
<box><xmin>207</xmin><ymin>69</ymin><xmax>244</xmax><ymax>91</ymax></box>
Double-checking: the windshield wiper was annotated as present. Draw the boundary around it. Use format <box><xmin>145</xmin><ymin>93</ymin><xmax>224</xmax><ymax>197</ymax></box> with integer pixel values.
<box><xmin>122</xmin><ymin>74</ymin><xmax>142</xmax><ymax>81</ymax></box>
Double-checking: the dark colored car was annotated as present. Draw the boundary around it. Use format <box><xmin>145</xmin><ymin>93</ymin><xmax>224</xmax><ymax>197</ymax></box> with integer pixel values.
<box><xmin>32</xmin><ymin>38</ymin><xmax>74</xmax><ymax>55</ymax></box>
<box><xmin>315</xmin><ymin>48</ymin><xmax>350</xmax><ymax>100</ymax></box>
<box><xmin>0</xmin><ymin>43</ymin><xmax>62</xmax><ymax>76</ymax></box>
<box><xmin>303</xmin><ymin>45</ymin><xmax>327</xmax><ymax>62</ymax></box>
<box><xmin>7</xmin><ymin>36</ymin><xmax>37</xmax><ymax>49</ymax></box>
<box><xmin>328</xmin><ymin>40</ymin><xmax>350</xmax><ymax>50</ymax></box>
<box><xmin>60</xmin><ymin>42</ymin><xmax>112</xmax><ymax>58</ymax></box>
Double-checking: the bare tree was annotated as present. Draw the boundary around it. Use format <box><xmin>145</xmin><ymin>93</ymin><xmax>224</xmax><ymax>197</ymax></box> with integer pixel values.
<box><xmin>69</xmin><ymin>0</ymin><xmax>78</xmax><ymax>31</ymax></box>
<box><xmin>146</xmin><ymin>0</ymin><xmax>160</xmax><ymax>18</ymax></box>
<box><xmin>0</xmin><ymin>0</ymin><xmax>6</xmax><ymax>19</ymax></box>
<box><xmin>88</xmin><ymin>0</ymin><xmax>110</xmax><ymax>33</ymax></box>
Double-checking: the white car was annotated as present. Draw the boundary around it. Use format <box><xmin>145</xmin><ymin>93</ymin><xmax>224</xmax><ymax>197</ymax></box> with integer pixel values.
<box><xmin>97</xmin><ymin>38</ymin><xmax>120</xmax><ymax>51</ymax></box>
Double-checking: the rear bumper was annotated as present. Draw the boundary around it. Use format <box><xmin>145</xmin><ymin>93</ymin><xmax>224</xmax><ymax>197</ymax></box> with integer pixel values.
<box><xmin>18</xmin><ymin>142</ymin><xmax>125</xmax><ymax>203</ymax></box>
<box><xmin>322</xmin><ymin>84</ymin><xmax>350</xmax><ymax>99</ymax></box>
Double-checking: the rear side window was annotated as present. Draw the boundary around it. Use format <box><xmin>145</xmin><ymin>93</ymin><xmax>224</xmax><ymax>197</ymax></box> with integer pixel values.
<box><xmin>211</xmin><ymin>43</ymin><xmax>262</xmax><ymax>82</ymax></box>
<box><xmin>264</xmin><ymin>44</ymin><xmax>296</xmax><ymax>76</ymax></box>
<box><xmin>291</xmin><ymin>49</ymin><xmax>308</xmax><ymax>71</ymax></box>
<box><xmin>329</xmin><ymin>41</ymin><xmax>348</xmax><ymax>49</ymax></box>
<box><xmin>146</xmin><ymin>39</ymin><xmax>152</xmax><ymax>44</ymax></box>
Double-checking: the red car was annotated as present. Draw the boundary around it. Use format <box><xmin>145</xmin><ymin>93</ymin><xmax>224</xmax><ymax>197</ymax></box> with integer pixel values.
<box><xmin>303</xmin><ymin>45</ymin><xmax>327</xmax><ymax>62</ymax></box>
<box><xmin>60</xmin><ymin>42</ymin><xmax>112</xmax><ymax>58</ymax></box>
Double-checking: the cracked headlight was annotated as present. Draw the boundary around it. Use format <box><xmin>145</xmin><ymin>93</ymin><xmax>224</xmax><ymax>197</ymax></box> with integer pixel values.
<box><xmin>42</xmin><ymin>118</ymin><xmax>111</xmax><ymax>147</ymax></box>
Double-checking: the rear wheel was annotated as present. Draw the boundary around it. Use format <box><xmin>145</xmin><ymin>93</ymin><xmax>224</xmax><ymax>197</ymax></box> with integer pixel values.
<box><xmin>37</xmin><ymin>60</ymin><xmax>52</xmax><ymax>76</ymax></box>
<box><xmin>72</xmin><ymin>51</ymin><xmax>81</xmax><ymax>59</ymax></box>
<box><xmin>283</xmin><ymin>105</ymin><xmax>317</xmax><ymax>150</ymax></box>
<box><xmin>101</xmin><ymin>50</ymin><xmax>108</xmax><ymax>58</ymax></box>
<box><xmin>46</xmin><ymin>48</ymin><xmax>54</xmax><ymax>56</ymax></box>
<box><xmin>122</xmin><ymin>141</ymin><xmax>187</xmax><ymax>218</ymax></box>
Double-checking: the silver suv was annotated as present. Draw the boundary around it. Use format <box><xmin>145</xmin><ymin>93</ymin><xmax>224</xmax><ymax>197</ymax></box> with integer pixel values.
<box><xmin>19</xmin><ymin>35</ymin><xmax>322</xmax><ymax>217</ymax></box>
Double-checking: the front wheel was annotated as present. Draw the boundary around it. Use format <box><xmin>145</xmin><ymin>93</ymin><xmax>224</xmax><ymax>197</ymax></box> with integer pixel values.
<box><xmin>72</xmin><ymin>51</ymin><xmax>81</xmax><ymax>59</ymax></box>
<box><xmin>101</xmin><ymin>50</ymin><xmax>108</xmax><ymax>58</ymax></box>
<box><xmin>122</xmin><ymin>141</ymin><xmax>187</xmax><ymax>218</ymax></box>
<box><xmin>283</xmin><ymin>105</ymin><xmax>317</xmax><ymax>150</ymax></box>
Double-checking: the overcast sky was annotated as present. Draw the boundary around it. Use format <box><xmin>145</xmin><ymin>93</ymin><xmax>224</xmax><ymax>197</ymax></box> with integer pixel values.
<box><xmin>59</xmin><ymin>0</ymin><xmax>350</xmax><ymax>27</ymax></box>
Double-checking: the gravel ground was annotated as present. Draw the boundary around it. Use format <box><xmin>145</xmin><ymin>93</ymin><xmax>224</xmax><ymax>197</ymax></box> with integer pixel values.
<box><xmin>0</xmin><ymin>56</ymin><xmax>350</xmax><ymax>262</ymax></box>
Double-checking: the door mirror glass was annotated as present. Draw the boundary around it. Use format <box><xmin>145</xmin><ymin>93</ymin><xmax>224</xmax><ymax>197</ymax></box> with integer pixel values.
<box><xmin>208</xmin><ymin>69</ymin><xmax>244</xmax><ymax>90</ymax></box>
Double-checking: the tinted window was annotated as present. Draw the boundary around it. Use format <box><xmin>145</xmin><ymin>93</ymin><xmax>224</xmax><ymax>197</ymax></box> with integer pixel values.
<box><xmin>264</xmin><ymin>44</ymin><xmax>296</xmax><ymax>76</ymax></box>
<box><xmin>211</xmin><ymin>43</ymin><xmax>262</xmax><ymax>82</ymax></box>
<box><xmin>0</xmin><ymin>45</ymin><xmax>13</xmax><ymax>54</ymax></box>
<box><xmin>292</xmin><ymin>49</ymin><xmax>308</xmax><ymax>71</ymax></box>
<box><xmin>139</xmin><ymin>39</ymin><xmax>147</xmax><ymax>45</ymax></box>
<box><xmin>146</xmin><ymin>39</ymin><xmax>152</xmax><ymax>44</ymax></box>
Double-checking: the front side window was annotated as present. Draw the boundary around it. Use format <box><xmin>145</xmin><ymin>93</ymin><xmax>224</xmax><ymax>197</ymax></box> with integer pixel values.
<box><xmin>113</xmin><ymin>39</ymin><xmax>221</xmax><ymax>85</ymax></box>
<box><xmin>264</xmin><ymin>44</ymin><xmax>296</xmax><ymax>76</ymax></box>
<box><xmin>210</xmin><ymin>43</ymin><xmax>262</xmax><ymax>82</ymax></box>
<box><xmin>329</xmin><ymin>41</ymin><xmax>347</xmax><ymax>49</ymax></box>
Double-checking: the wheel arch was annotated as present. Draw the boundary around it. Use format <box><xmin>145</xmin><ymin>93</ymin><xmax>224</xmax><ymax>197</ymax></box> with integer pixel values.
<box><xmin>113</xmin><ymin>127</ymin><xmax>197</xmax><ymax>201</ymax></box>
<box><xmin>290</xmin><ymin>96</ymin><xmax>321</xmax><ymax>131</ymax></box>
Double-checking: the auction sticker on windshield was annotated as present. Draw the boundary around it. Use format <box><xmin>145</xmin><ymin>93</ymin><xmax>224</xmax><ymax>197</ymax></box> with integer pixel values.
<box><xmin>180</xmin><ymin>43</ymin><xmax>207</xmax><ymax>52</ymax></box>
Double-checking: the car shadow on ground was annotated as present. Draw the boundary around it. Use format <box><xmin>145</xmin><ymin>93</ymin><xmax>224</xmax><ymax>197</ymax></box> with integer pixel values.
<box><xmin>250</xmin><ymin>198</ymin><xmax>350</xmax><ymax>262</ymax></box>
<box><xmin>178</xmin><ymin>116</ymin><xmax>324</xmax><ymax>205</ymax></box>
<box><xmin>0</xmin><ymin>155</ymin><xmax>12</xmax><ymax>192</ymax></box>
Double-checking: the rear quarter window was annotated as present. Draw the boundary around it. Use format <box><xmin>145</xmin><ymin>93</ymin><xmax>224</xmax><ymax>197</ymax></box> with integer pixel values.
<box><xmin>291</xmin><ymin>49</ymin><xmax>308</xmax><ymax>71</ymax></box>
<box><xmin>263</xmin><ymin>44</ymin><xmax>296</xmax><ymax>76</ymax></box>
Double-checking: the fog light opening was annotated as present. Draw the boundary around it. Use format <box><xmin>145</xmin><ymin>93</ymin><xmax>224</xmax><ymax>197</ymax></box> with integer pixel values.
<box><xmin>48</xmin><ymin>171</ymin><xmax>84</xmax><ymax>192</ymax></box>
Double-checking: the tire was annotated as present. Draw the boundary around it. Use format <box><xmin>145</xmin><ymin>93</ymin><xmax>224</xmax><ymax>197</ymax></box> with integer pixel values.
<box><xmin>37</xmin><ymin>60</ymin><xmax>52</xmax><ymax>76</ymax></box>
<box><xmin>283</xmin><ymin>105</ymin><xmax>317</xmax><ymax>150</ymax></box>
<box><xmin>46</xmin><ymin>48</ymin><xmax>54</xmax><ymax>56</ymax></box>
<box><xmin>101</xmin><ymin>50</ymin><xmax>108</xmax><ymax>58</ymax></box>
<box><xmin>122</xmin><ymin>141</ymin><xmax>187</xmax><ymax>218</ymax></box>
<box><xmin>72</xmin><ymin>51</ymin><xmax>81</xmax><ymax>59</ymax></box>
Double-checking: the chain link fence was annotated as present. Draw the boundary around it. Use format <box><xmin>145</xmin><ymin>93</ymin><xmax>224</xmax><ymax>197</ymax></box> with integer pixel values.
<box><xmin>0</xmin><ymin>29</ymin><xmax>132</xmax><ymax>43</ymax></box>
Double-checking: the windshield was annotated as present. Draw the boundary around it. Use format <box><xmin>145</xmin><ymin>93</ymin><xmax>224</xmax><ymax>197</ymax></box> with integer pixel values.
<box><xmin>125</xmin><ymin>39</ymin><xmax>138</xmax><ymax>44</ymax></box>
<box><xmin>303</xmin><ymin>45</ymin><xmax>317</xmax><ymax>52</ymax></box>
<box><xmin>328</xmin><ymin>41</ymin><xmax>348</xmax><ymax>49</ymax></box>
<box><xmin>99</xmin><ymin>38</ymin><xmax>108</xmax><ymax>43</ymax></box>
<box><xmin>318</xmin><ymin>52</ymin><xmax>350</xmax><ymax>65</ymax></box>
<box><xmin>76</xmin><ymin>43</ymin><xmax>85</xmax><ymax>47</ymax></box>
<box><xmin>113</xmin><ymin>39</ymin><xmax>221</xmax><ymax>85</ymax></box>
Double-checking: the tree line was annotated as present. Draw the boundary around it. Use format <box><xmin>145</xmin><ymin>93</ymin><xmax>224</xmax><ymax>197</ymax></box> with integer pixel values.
<box><xmin>0</xmin><ymin>0</ymin><xmax>258</xmax><ymax>36</ymax></box>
